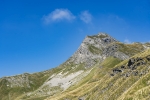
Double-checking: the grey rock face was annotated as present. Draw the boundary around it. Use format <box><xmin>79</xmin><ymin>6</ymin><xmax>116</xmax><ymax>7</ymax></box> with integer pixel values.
<box><xmin>103</xmin><ymin>44</ymin><xmax>129</xmax><ymax>60</ymax></box>
<box><xmin>69</xmin><ymin>33</ymin><xmax>129</xmax><ymax>67</ymax></box>
<box><xmin>2</xmin><ymin>73</ymin><xmax>30</xmax><ymax>88</ymax></box>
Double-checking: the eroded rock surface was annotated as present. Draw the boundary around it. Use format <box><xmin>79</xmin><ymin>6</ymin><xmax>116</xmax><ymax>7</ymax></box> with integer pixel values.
<box><xmin>69</xmin><ymin>33</ymin><xmax>129</xmax><ymax>67</ymax></box>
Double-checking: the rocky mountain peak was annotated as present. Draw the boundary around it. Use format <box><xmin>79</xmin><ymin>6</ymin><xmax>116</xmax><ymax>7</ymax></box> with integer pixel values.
<box><xmin>86</xmin><ymin>32</ymin><xmax>117</xmax><ymax>45</ymax></box>
<box><xmin>97</xmin><ymin>32</ymin><xmax>107</xmax><ymax>36</ymax></box>
<box><xmin>69</xmin><ymin>33</ymin><xmax>127</xmax><ymax>67</ymax></box>
<box><xmin>1</xmin><ymin>32</ymin><xmax>149</xmax><ymax>100</ymax></box>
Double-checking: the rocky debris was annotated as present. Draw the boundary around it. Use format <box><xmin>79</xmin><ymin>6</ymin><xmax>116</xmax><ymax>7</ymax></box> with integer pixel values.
<box><xmin>31</xmin><ymin>70</ymin><xmax>92</xmax><ymax>97</ymax></box>
<box><xmin>111</xmin><ymin>56</ymin><xmax>150</xmax><ymax>77</ymax></box>
<box><xmin>127</xmin><ymin>57</ymin><xmax>146</xmax><ymax>70</ymax></box>
<box><xmin>113</xmin><ymin>68</ymin><xmax>122</xmax><ymax>73</ymax></box>
<box><xmin>128</xmin><ymin>58</ymin><xmax>136</xmax><ymax>67</ymax></box>
<box><xmin>121</xmin><ymin>65</ymin><xmax>125</xmax><ymax>69</ymax></box>
<box><xmin>136</xmin><ymin>57</ymin><xmax>143</xmax><ymax>61</ymax></box>
<box><xmin>44</xmin><ymin>71</ymin><xmax>84</xmax><ymax>90</ymax></box>
<box><xmin>111</xmin><ymin>70</ymin><xmax>121</xmax><ymax>76</ymax></box>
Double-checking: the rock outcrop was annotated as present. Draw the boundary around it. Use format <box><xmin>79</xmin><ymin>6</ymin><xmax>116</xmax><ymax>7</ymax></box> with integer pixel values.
<box><xmin>69</xmin><ymin>33</ymin><xmax>129</xmax><ymax>67</ymax></box>
<box><xmin>111</xmin><ymin>56</ymin><xmax>150</xmax><ymax>77</ymax></box>
<box><xmin>1</xmin><ymin>73</ymin><xmax>30</xmax><ymax>88</ymax></box>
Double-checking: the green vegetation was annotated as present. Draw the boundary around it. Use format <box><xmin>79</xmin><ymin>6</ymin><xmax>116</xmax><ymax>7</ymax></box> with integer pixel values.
<box><xmin>48</xmin><ymin>56</ymin><xmax>122</xmax><ymax>100</ymax></box>
<box><xmin>47</xmin><ymin>49</ymin><xmax>150</xmax><ymax>100</ymax></box>
<box><xmin>88</xmin><ymin>45</ymin><xmax>102</xmax><ymax>54</ymax></box>
<box><xmin>1</xmin><ymin>33</ymin><xmax>150</xmax><ymax>100</ymax></box>
<box><xmin>100</xmin><ymin>56</ymin><xmax>122</xmax><ymax>69</ymax></box>
<box><xmin>117</xmin><ymin>42</ymin><xmax>145</xmax><ymax>56</ymax></box>
<box><xmin>59</xmin><ymin>62</ymin><xmax>86</xmax><ymax>76</ymax></box>
<box><xmin>88</xmin><ymin>34</ymin><xmax>108</xmax><ymax>39</ymax></box>
<box><xmin>25</xmin><ymin>96</ymin><xmax>48</xmax><ymax>100</ymax></box>
<box><xmin>0</xmin><ymin>72</ymin><xmax>51</xmax><ymax>100</ymax></box>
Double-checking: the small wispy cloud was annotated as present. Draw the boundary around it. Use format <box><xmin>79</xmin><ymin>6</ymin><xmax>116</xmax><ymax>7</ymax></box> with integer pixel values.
<box><xmin>124</xmin><ymin>39</ymin><xmax>131</xmax><ymax>44</ymax></box>
<box><xmin>43</xmin><ymin>9</ymin><xmax>75</xmax><ymax>24</ymax></box>
<box><xmin>80</xmin><ymin>11</ymin><xmax>92</xmax><ymax>24</ymax></box>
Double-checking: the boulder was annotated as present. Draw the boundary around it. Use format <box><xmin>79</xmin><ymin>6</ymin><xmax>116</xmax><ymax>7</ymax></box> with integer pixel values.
<box><xmin>113</xmin><ymin>68</ymin><xmax>122</xmax><ymax>73</ymax></box>
<box><xmin>128</xmin><ymin>58</ymin><xmax>135</xmax><ymax>67</ymax></box>
<box><xmin>121</xmin><ymin>65</ymin><xmax>125</xmax><ymax>69</ymax></box>
<box><xmin>136</xmin><ymin>57</ymin><xmax>143</xmax><ymax>62</ymax></box>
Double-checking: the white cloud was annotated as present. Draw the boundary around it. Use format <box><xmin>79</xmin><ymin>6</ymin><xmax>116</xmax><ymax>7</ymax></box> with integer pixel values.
<box><xmin>43</xmin><ymin>9</ymin><xmax>75</xmax><ymax>24</ymax></box>
<box><xmin>80</xmin><ymin>11</ymin><xmax>92</xmax><ymax>24</ymax></box>
<box><xmin>124</xmin><ymin>39</ymin><xmax>131</xmax><ymax>44</ymax></box>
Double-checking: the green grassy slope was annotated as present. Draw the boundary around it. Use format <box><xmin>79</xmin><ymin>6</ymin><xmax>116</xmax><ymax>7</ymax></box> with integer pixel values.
<box><xmin>117</xmin><ymin>42</ymin><xmax>145</xmax><ymax>56</ymax></box>
<box><xmin>46</xmin><ymin>49</ymin><xmax>150</xmax><ymax>100</ymax></box>
<box><xmin>0</xmin><ymin>61</ymin><xmax>88</xmax><ymax>100</ymax></box>
<box><xmin>0</xmin><ymin>71</ymin><xmax>51</xmax><ymax>100</ymax></box>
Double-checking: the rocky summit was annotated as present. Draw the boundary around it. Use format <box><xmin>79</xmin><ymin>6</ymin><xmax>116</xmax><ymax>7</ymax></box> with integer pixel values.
<box><xmin>69</xmin><ymin>33</ymin><xmax>129</xmax><ymax>67</ymax></box>
<box><xmin>0</xmin><ymin>33</ymin><xmax>150</xmax><ymax>100</ymax></box>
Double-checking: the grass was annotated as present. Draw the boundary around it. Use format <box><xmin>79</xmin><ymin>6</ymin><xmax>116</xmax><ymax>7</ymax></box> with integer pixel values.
<box><xmin>0</xmin><ymin>67</ymin><xmax>62</xmax><ymax>100</ymax></box>
<box><xmin>100</xmin><ymin>56</ymin><xmax>122</xmax><ymax>69</ymax></box>
<box><xmin>61</xmin><ymin>62</ymin><xmax>86</xmax><ymax>75</ymax></box>
<box><xmin>117</xmin><ymin>42</ymin><xmax>145</xmax><ymax>56</ymax></box>
<box><xmin>25</xmin><ymin>96</ymin><xmax>48</xmax><ymax>100</ymax></box>
<box><xmin>0</xmin><ymin>39</ymin><xmax>149</xmax><ymax>100</ymax></box>
<box><xmin>46</xmin><ymin>49</ymin><xmax>150</xmax><ymax>100</ymax></box>
<box><xmin>144</xmin><ymin>42</ymin><xmax>150</xmax><ymax>47</ymax></box>
<box><xmin>88</xmin><ymin>45</ymin><xmax>102</xmax><ymax>54</ymax></box>
<box><xmin>18</xmin><ymin>62</ymin><xmax>86</xmax><ymax>100</ymax></box>
<box><xmin>118</xmin><ymin>65</ymin><xmax>150</xmax><ymax>99</ymax></box>
<box><xmin>87</xmin><ymin>34</ymin><xmax>108</xmax><ymax>39</ymax></box>
<box><xmin>47</xmin><ymin>56</ymin><xmax>122</xmax><ymax>100</ymax></box>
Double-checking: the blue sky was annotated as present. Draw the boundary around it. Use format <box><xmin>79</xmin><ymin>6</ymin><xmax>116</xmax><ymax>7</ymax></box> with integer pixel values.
<box><xmin>0</xmin><ymin>0</ymin><xmax>150</xmax><ymax>77</ymax></box>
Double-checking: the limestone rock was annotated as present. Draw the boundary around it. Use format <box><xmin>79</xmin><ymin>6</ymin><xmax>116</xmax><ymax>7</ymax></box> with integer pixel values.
<box><xmin>2</xmin><ymin>73</ymin><xmax>30</xmax><ymax>88</ymax></box>
<box><xmin>69</xmin><ymin>33</ymin><xmax>129</xmax><ymax>67</ymax></box>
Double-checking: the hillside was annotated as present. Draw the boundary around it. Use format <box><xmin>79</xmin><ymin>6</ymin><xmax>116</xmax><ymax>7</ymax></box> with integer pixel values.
<box><xmin>0</xmin><ymin>33</ymin><xmax>150</xmax><ymax>100</ymax></box>
<box><xmin>46</xmin><ymin>49</ymin><xmax>150</xmax><ymax>100</ymax></box>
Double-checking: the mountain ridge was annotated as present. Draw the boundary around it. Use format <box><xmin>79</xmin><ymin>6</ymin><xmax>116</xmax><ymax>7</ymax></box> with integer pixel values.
<box><xmin>0</xmin><ymin>32</ymin><xmax>150</xmax><ymax>100</ymax></box>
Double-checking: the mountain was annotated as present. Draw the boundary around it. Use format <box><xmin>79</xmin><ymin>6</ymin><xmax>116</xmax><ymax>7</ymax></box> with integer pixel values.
<box><xmin>0</xmin><ymin>33</ymin><xmax>150</xmax><ymax>100</ymax></box>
